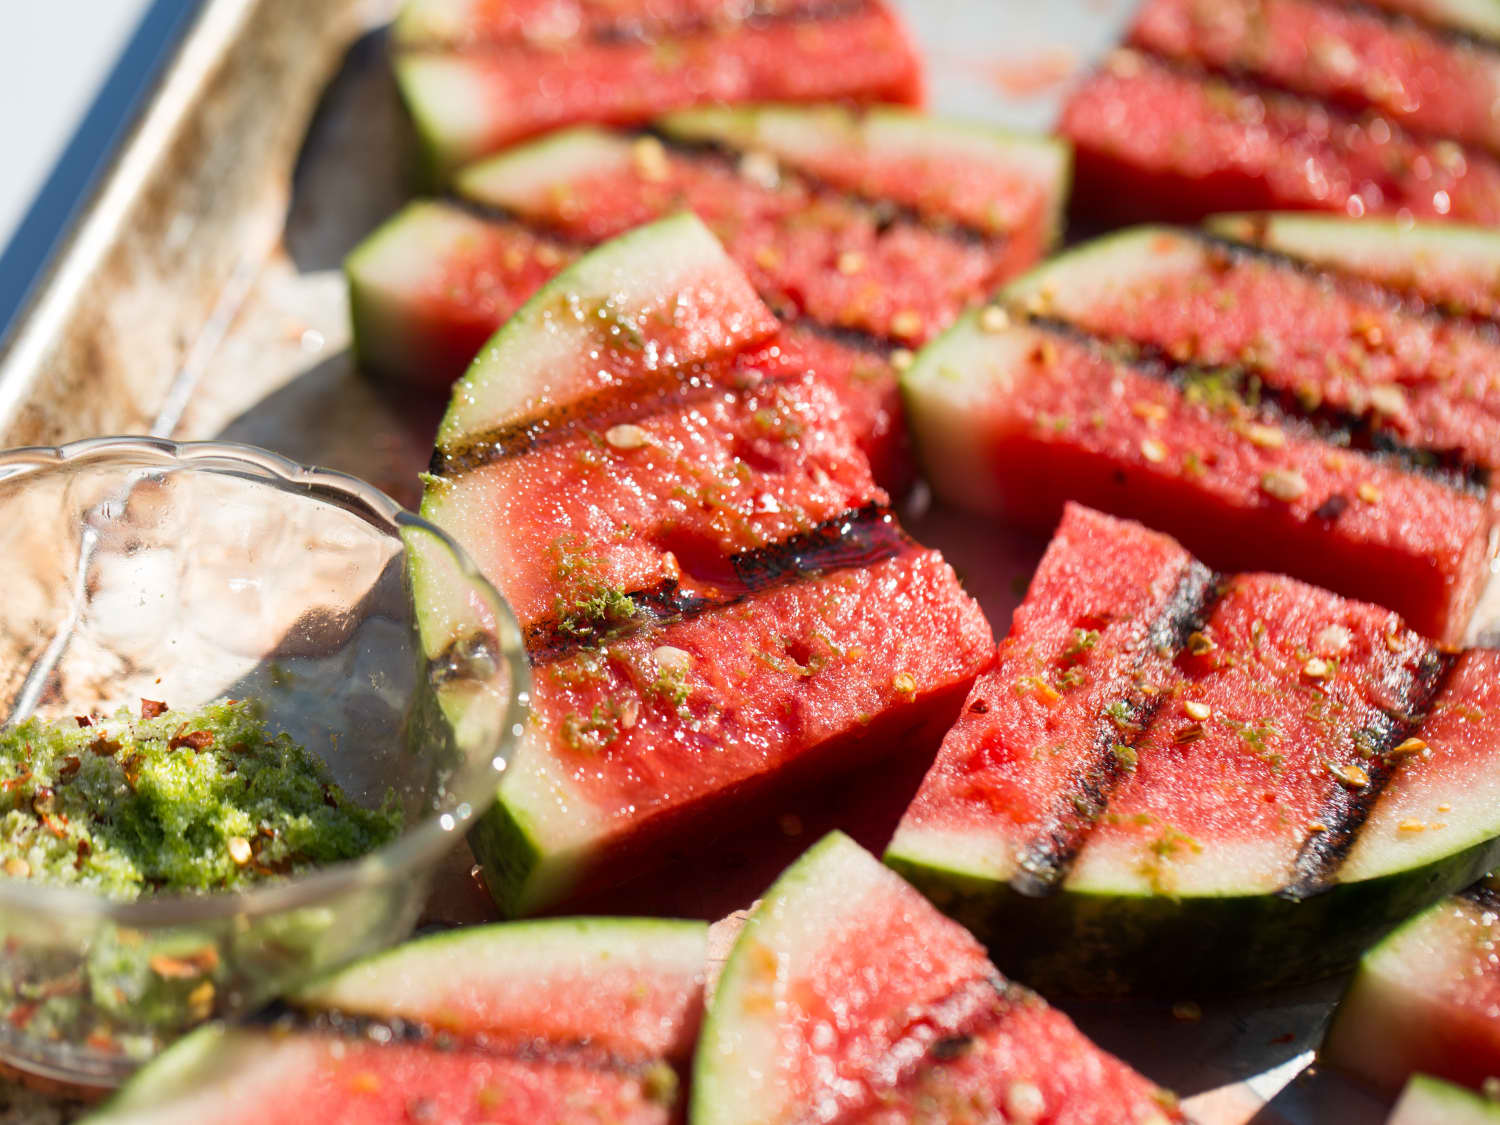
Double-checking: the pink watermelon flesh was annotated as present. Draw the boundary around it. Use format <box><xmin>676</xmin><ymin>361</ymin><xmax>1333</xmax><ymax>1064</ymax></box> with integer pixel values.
<box><xmin>912</xmin><ymin>317</ymin><xmax>1492</xmax><ymax>644</ymax></box>
<box><xmin>893</xmin><ymin>503</ymin><xmax>1490</xmax><ymax>912</ymax></box>
<box><xmin>1059</xmin><ymin>51</ymin><xmax>1500</xmax><ymax>225</ymax></box>
<box><xmin>396</xmin><ymin>0</ymin><xmax>831</xmax><ymax>47</ymax></box>
<box><xmin>1026</xmin><ymin>230</ymin><xmax>1500</xmax><ymax>483</ymax></box>
<box><xmin>698</xmin><ymin>833</ymin><xmax>1184</xmax><ymax>1124</ymax></box>
<box><xmin>1324</xmin><ymin>885</ymin><xmax>1500</xmax><ymax>1098</ymax></box>
<box><xmin>519</xmin><ymin>546</ymin><xmax>993</xmax><ymax>907</ymax></box>
<box><xmin>397</xmin><ymin>3</ymin><xmax>922</xmax><ymax>168</ymax></box>
<box><xmin>1131</xmin><ymin>0</ymin><xmax>1500</xmax><ymax>157</ymax></box>
<box><xmin>427</xmin><ymin>368</ymin><xmax>885</xmax><ymax>635</ymax></box>
<box><xmin>474</xmin><ymin>141</ymin><xmax>1010</xmax><ymax>348</ymax></box>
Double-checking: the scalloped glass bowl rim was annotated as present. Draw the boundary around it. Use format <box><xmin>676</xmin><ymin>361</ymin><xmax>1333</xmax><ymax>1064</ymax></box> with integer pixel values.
<box><xmin>0</xmin><ymin>436</ymin><xmax>529</xmax><ymax>927</ymax></box>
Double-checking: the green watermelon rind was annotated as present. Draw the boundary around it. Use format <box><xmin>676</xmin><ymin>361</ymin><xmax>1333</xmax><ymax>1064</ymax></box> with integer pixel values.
<box><xmin>656</xmin><ymin>102</ymin><xmax>1073</xmax><ymax>248</ymax></box>
<box><xmin>691</xmin><ymin>831</ymin><xmax>869</xmax><ymax>1125</ymax></box>
<box><xmin>454</xmin><ymin>126</ymin><xmax>636</xmax><ymax>213</ymax></box>
<box><xmin>392</xmin><ymin>53</ymin><xmax>494</xmax><ymax>183</ymax></box>
<box><xmin>83</xmin><ymin>1024</ymin><xmax>234</xmax><ymax>1119</ymax></box>
<box><xmin>1389</xmin><ymin>1075</ymin><xmax>1500</xmax><ymax>1124</ymax></box>
<box><xmin>885</xmin><ymin>824</ymin><xmax>1500</xmax><ymax>995</ymax></box>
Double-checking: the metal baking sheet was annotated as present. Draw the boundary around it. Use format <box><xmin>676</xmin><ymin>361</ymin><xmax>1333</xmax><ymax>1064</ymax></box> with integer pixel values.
<box><xmin>0</xmin><ymin>1</ymin><xmax>1465</xmax><ymax>1120</ymax></box>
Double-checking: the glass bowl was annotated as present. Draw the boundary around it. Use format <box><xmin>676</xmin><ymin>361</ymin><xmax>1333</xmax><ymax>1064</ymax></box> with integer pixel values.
<box><xmin>0</xmin><ymin>437</ymin><xmax>528</xmax><ymax>1089</ymax></box>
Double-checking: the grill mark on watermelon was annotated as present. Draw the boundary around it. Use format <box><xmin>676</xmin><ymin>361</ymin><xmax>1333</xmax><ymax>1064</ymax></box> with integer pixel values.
<box><xmin>1011</xmin><ymin>559</ymin><xmax>1222</xmax><ymax>896</ymax></box>
<box><xmin>1027</xmin><ymin>313</ymin><xmax>1491</xmax><ymax>497</ymax></box>
<box><xmin>1283</xmin><ymin>643</ymin><xmax>1458</xmax><ymax>898</ymax></box>
<box><xmin>430</xmin><ymin>365</ymin><xmax>734</xmax><ymax>475</ymax></box>
<box><xmin>393</xmin><ymin>0</ymin><xmax>878</xmax><ymax>52</ymax></box>
<box><xmin>252</xmin><ymin>1006</ymin><xmax>677</xmax><ymax>1078</ymax></box>
<box><xmin>518</xmin><ymin>503</ymin><xmax>907</xmax><ymax>664</ymax></box>
<box><xmin>1128</xmin><ymin>48</ymin><xmax>1493</xmax><ymax>160</ymax></box>
<box><xmin>646</xmin><ymin>131</ymin><xmax>1011</xmax><ymax>247</ymax></box>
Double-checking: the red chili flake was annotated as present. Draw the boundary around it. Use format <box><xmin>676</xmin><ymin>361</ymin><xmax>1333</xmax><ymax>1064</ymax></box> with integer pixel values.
<box><xmin>1</xmin><ymin>771</ymin><xmax>33</xmax><ymax>793</ymax></box>
<box><xmin>58</xmin><ymin>756</ymin><xmax>81</xmax><ymax>779</ymax></box>
<box><xmin>90</xmin><ymin>736</ymin><xmax>121</xmax><ymax>757</ymax></box>
<box><xmin>75</xmin><ymin>839</ymin><xmax>92</xmax><ymax>870</ymax></box>
<box><xmin>168</xmin><ymin>729</ymin><xmax>214</xmax><ymax>752</ymax></box>
<box><xmin>74</xmin><ymin>716</ymin><xmax>93</xmax><ymax>728</ymax></box>
<box><xmin>41</xmin><ymin>813</ymin><xmax>68</xmax><ymax>839</ymax></box>
<box><xmin>140</xmin><ymin>699</ymin><xmax>168</xmax><ymax>719</ymax></box>
<box><xmin>8</xmin><ymin>1003</ymin><xmax>38</xmax><ymax>1031</ymax></box>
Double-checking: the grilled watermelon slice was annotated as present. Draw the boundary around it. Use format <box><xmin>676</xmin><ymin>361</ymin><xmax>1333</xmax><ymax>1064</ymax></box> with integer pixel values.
<box><xmin>901</xmin><ymin>305</ymin><xmax>1493</xmax><ymax>645</ymax></box>
<box><xmin>1207</xmin><ymin>213</ymin><xmax>1500</xmax><ymax>323</ymax></box>
<box><xmin>391</xmin><ymin>0</ymin><xmax>922</xmax><ymax>177</ymax></box>
<box><xmin>86</xmin><ymin>919</ymin><xmax>706</xmax><ymax>1124</ymax></box>
<box><xmin>348</xmin><ymin>110</ymin><xmax>1066</xmax><ymax>489</ymax></box>
<box><xmin>1131</xmin><ymin>0</ymin><xmax>1500</xmax><ymax>158</ymax></box>
<box><xmin>887</xmin><ymin>504</ymin><xmax>1500</xmax><ymax>994</ymax></box>
<box><xmin>419</xmin><ymin>215</ymin><xmax>993</xmax><ymax>915</ymax></box>
<box><xmin>694</xmin><ymin>832</ymin><xmax>1184</xmax><ymax>1124</ymax></box>
<box><xmin>1323</xmin><ymin>883</ymin><xmax>1500</xmax><ymax>1099</ymax></box>
<box><xmin>1059</xmin><ymin>50</ymin><xmax>1500</xmax><ymax>226</ymax></box>
<box><xmin>1387</xmin><ymin>1076</ymin><xmax>1500</xmax><ymax>1124</ymax></box>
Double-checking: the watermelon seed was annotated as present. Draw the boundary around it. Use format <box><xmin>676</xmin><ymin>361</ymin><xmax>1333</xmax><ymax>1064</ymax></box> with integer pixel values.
<box><xmin>1186</xmin><ymin>632</ymin><xmax>1216</xmax><ymax>656</ymax></box>
<box><xmin>891</xmin><ymin>310</ymin><xmax>924</xmax><ymax>341</ymax></box>
<box><xmin>1302</xmin><ymin>657</ymin><xmax>1334</xmax><ymax>681</ymax></box>
<box><xmin>1326</xmin><ymin>761</ymin><xmax>1370</xmax><ymax>788</ymax></box>
<box><xmin>1140</xmin><ymin>438</ymin><xmax>1168</xmax><ymax>464</ymax></box>
<box><xmin>227</xmin><ymin>836</ymin><xmax>252</xmax><ymax>867</ymax></box>
<box><xmin>630</xmin><ymin>137</ymin><xmax>670</xmax><ymax>183</ymax></box>
<box><xmin>605</xmin><ymin>424</ymin><xmax>650</xmax><ymax>451</ymax></box>
<box><xmin>3</xmin><ymin>857</ymin><xmax>30</xmax><ymax>879</ymax></box>
<box><xmin>1004</xmin><ymin>1081</ymin><xmax>1046</xmax><ymax>1120</ymax></box>
<box><xmin>1242</xmin><ymin>423</ymin><xmax>1285</xmax><ymax>449</ymax></box>
<box><xmin>1389</xmin><ymin>737</ymin><xmax>1428</xmax><ymax>756</ymax></box>
<box><xmin>1260</xmin><ymin>469</ymin><xmax>1308</xmax><ymax>502</ymax></box>
<box><xmin>1183</xmin><ymin>701</ymin><xmax>1211</xmax><ymax>721</ymax></box>
<box><xmin>1367</xmin><ymin>384</ymin><xmax>1405</xmax><ymax>415</ymax></box>
<box><xmin>979</xmin><ymin>305</ymin><xmax>1010</xmax><ymax>334</ymax></box>
<box><xmin>1357</xmin><ymin>482</ymin><xmax>1383</xmax><ymax>505</ymax></box>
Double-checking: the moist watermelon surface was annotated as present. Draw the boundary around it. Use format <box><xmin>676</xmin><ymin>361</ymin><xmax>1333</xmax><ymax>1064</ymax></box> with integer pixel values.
<box><xmin>349</xmin><ymin>110</ymin><xmax>1066</xmax><ymax>491</ymax></box>
<box><xmin>418</xmin><ymin>215</ymin><xmax>993</xmax><ymax>916</ymax></box>
<box><xmin>391</xmin><ymin>0</ymin><xmax>923</xmax><ymax>175</ymax></box>
<box><xmin>1208</xmin><ymin>213</ymin><xmax>1500</xmax><ymax>323</ymax></box>
<box><xmin>86</xmin><ymin>918</ymin><xmax>707</xmax><ymax>1124</ymax></box>
<box><xmin>1059</xmin><ymin>50</ymin><xmax>1500</xmax><ymax>225</ymax></box>
<box><xmin>1387</xmin><ymin>1075</ymin><xmax>1500</xmax><ymax>1124</ymax></box>
<box><xmin>1131</xmin><ymin>0</ymin><xmax>1500</xmax><ymax>157</ymax></box>
<box><xmin>1324</xmin><ymin>884</ymin><xmax>1500</xmax><ymax>1099</ymax></box>
<box><xmin>695</xmin><ymin>832</ymin><xmax>1184</xmax><ymax>1124</ymax></box>
<box><xmin>902</xmin><ymin>304</ymin><xmax>1494</xmax><ymax>645</ymax></box>
<box><xmin>886</xmin><ymin>504</ymin><xmax>1500</xmax><ymax>994</ymax></box>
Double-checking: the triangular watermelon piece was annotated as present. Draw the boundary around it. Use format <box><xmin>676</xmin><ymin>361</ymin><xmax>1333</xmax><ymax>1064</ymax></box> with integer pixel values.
<box><xmin>888</xmin><ymin>504</ymin><xmax>1500</xmax><ymax>994</ymax></box>
<box><xmin>694</xmin><ymin>832</ymin><xmax>1184</xmax><ymax>1124</ymax></box>
<box><xmin>86</xmin><ymin>919</ymin><xmax>707</xmax><ymax>1124</ymax></box>
<box><xmin>416</xmin><ymin>215</ymin><xmax>993</xmax><ymax>916</ymax></box>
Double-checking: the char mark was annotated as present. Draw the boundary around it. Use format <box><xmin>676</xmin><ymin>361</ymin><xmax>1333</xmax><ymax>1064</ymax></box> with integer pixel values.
<box><xmin>1010</xmin><ymin>560</ymin><xmax>1221</xmax><ymax>897</ymax></box>
<box><xmin>393</xmin><ymin>0</ymin><xmax>876</xmax><ymax>53</ymax></box>
<box><xmin>523</xmin><ymin>504</ymin><xmax>907</xmax><ymax>664</ymax></box>
<box><xmin>1029</xmin><ymin>314</ymin><xmax>1491</xmax><ymax>497</ymax></box>
<box><xmin>1281</xmin><ymin>644</ymin><xmax>1458</xmax><ymax>899</ymax></box>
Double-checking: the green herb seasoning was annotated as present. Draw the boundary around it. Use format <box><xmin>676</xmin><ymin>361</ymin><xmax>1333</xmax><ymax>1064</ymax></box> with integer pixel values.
<box><xmin>0</xmin><ymin>698</ymin><xmax>401</xmax><ymax>900</ymax></box>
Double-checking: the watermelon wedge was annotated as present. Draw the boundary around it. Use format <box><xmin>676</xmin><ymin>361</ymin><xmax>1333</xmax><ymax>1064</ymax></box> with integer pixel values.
<box><xmin>348</xmin><ymin>111</ymin><xmax>1067</xmax><ymax>489</ymax></box>
<box><xmin>1059</xmin><ymin>50</ymin><xmax>1500</xmax><ymax>225</ymax></box>
<box><xmin>1003</xmin><ymin>225</ymin><xmax>1500</xmax><ymax>477</ymax></box>
<box><xmin>391</xmin><ymin>0</ymin><xmax>923</xmax><ymax>176</ymax></box>
<box><xmin>418</xmin><ymin>215</ymin><xmax>993</xmax><ymax>916</ymax></box>
<box><xmin>901</xmin><ymin>304</ymin><xmax>1494</xmax><ymax>645</ymax></box>
<box><xmin>85</xmin><ymin>918</ymin><xmax>707</xmax><ymax>1124</ymax></box>
<box><xmin>887</xmin><ymin>504</ymin><xmax>1500</xmax><ymax>994</ymax></box>
<box><xmin>695</xmin><ymin>831</ymin><xmax>1185</xmax><ymax>1124</ymax></box>
<box><xmin>1207</xmin><ymin>213</ymin><xmax>1500</xmax><ymax>323</ymax></box>
<box><xmin>1387</xmin><ymin>1076</ymin><xmax>1500</xmax><ymax>1124</ymax></box>
<box><xmin>1131</xmin><ymin>0</ymin><xmax>1500</xmax><ymax>158</ymax></box>
<box><xmin>1323</xmin><ymin>882</ymin><xmax>1500</xmax><ymax>1099</ymax></box>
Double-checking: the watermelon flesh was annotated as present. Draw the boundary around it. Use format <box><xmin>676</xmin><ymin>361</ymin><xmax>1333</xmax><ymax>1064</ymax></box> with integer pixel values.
<box><xmin>694</xmin><ymin>832</ymin><xmax>1184</xmax><ymax>1124</ymax></box>
<box><xmin>1209</xmin><ymin>213</ymin><xmax>1500</xmax><ymax>324</ymax></box>
<box><xmin>393</xmin><ymin>1</ymin><xmax>923</xmax><ymax>175</ymax></box>
<box><xmin>1131</xmin><ymin>0</ymin><xmax>1500</xmax><ymax>158</ymax></box>
<box><xmin>421</xmin><ymin>215</ymin><xmax>993</xmax><ymax>915</ymax></box>
<box><xmin>1059</xmin><ymin>50</ymin><xmax>1500</xmax><ymax>225</ymax></box>
<box><xmin>1005</xmin><ymin>227</ymin><xmax>1500</xmax><ymax>494</ymax></box>
<box><xmin>1324</xmin><ymin>885</ymin><xmax>1500</xmax><ymax>1099</ymax></box>
<box><xmin>887</xmin><ymin>504</ymin><xmax>1500</xmax><ymax>993</ymax></box>
<box><xmin>88</xmin><ymin>919</ymin><xmax>707</xmax><ymax>1124</ymax></box>
<box><xmin>902</xmin><ymin>309</ymin><xmax>1493</xmax><ymax>645</ymax></box>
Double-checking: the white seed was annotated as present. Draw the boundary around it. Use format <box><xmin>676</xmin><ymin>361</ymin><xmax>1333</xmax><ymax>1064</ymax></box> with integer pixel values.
<box><xmin>228</xmin><ymin>837</ymin><xmax>253</xmax><ymax>866</ymax></box>
<box><xmin>1315</xmin><ymin>624</ymin><xmax>1352</xmax><ymax>656</ymax></box>
<box><xmin>890</xmin><ymin>348</ymin><xmax>916</xmax><ymax>372</ymax></box>
<box><xmin>1260</xmin><ymin>468</ymin><xmax>1308</xmax><ymax>501</ymax></box>
<box><xmin>1368</xmin><ymin>383</ymin><xmax>1407</xmax><ymax>415</ymax></box>
<box><xmin>836</xmin><ymin>251</ymin><xmax>865</xmax><ymax>276</ymax></box>
<box><xmin>1303</xmin><ymin>657</ymin><xmax>1333</xmax><ymax>680</ymax></box>
<box><xmin>1243</xmin><ymin>423</ymin><xmax>1286</xmax><ymax>449</ymax></box>
<box><xmin>980</xmin><ymin>305</ymin><xmax>1011</xmax><ymax>333</ymax></box>
<box><xmin>631</xmin><ymin>136</ymin><xmax>671</xmax><ymax>183</ymax></box>
<box><xmin>1140</xmin><ymin>438</ymin><xmax>1168</xmax><ymax>463</ymax></box>
<box><xmin>1004</xmin><ymin>1081</ymin><xmax>1046</xmax><ymax>1121</ymax></box>
<box><xmin>891</xmin><ymin>310</ymin><xmax>924</xmax><ymax>341</ymax></box>
<box><xmin>605</xmin><ymin>424</ymin><xmax>650</xmax><ymax>450</ymax></box>
<box><xmin>653</xmin><ymin>646</ymin><xmax>693</xmax><ymax>676</ymax></box>
<box><xmin>1184</xmin><ymin>700</ymin><xmax>1212</xmax><ymax>721</ymax></box>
